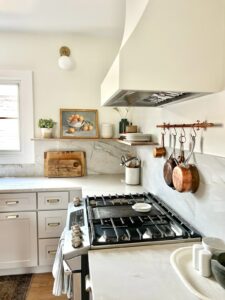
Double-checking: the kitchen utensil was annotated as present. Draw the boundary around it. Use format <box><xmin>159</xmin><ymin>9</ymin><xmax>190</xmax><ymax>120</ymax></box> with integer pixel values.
<box><xmin>211</xmin><ymin>251</ymin><xmax>225</xmax><ymax>289</ymax></box>
<box><xmin>44</xmin><ymin>151</ymin><xmax>86</xmax><ymax>177</ymax></box>
<box><xmin>153</xmin><ymin>131</ymin><xmax>166</xmax><ymax>157</ymax></box>
<box><xmin>172</xmin><ymin>132</ymin><xmax>200</xmax><ymax>193</ymax></box>
<box><xmin>120</xmin><ymin>155</ymin><xmax>140</xmax><ymax>168</ymax></box>
<box><xmin>163</xmin><ymin>130</ymin><xmax>178</xmax><ymax>188</ymax></box>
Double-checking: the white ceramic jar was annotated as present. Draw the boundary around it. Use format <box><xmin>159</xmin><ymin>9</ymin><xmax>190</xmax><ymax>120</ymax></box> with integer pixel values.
<box><xmin>101</xmin><ymin>123</ymin><xmax>113</xmax><ymax>138</ymax></box>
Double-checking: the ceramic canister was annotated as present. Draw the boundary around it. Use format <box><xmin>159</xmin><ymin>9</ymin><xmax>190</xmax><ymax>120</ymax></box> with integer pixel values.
<box><xmin>101</xmin><ymin>123</ymin><xmax>113</xmax><ymax>138</ymax></box>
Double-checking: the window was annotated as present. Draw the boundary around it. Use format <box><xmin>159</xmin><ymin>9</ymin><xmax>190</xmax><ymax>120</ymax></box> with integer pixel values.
<box><xmin>0</xmin><ymin>83</ymin><xmax>20</xmax><ymax>151</ymax></box>
<box><xmin>0</xmin><ymin>70</ymin><xmax>34</xmax><ymax>164</ymax></box>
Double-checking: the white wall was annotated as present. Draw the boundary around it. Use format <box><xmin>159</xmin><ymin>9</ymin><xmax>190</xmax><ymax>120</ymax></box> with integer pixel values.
<box><xmin>0</xmin><ymin>32</ymin><xmax>135</xmax><ymax>175</ymax></box>
<box><xmin>131</xmin><ymin>92</ymin><xmax>225</xmax><ymax>239</ymax></box>
<box><xmin>0</xmin><ymin>32</ymin><xmax>123</xmax><ymax>137</ymax></box>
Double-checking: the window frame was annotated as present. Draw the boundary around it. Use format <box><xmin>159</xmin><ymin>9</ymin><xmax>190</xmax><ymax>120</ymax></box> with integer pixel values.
<box><xmin>0</xmin><ymin>70</ymin><xmax>34</xmax><ymax>164</ymax></box>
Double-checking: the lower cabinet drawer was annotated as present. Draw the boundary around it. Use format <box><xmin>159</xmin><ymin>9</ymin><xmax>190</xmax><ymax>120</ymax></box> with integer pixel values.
<box><xmin>39</xmin><ymin>238</ymin><xmax>59</xmax><ymax>266</ymax></box>
<box><xmin>38</xmin><ymin>210</ymin><xmax>67</xmax><ymax>238</ymax></box>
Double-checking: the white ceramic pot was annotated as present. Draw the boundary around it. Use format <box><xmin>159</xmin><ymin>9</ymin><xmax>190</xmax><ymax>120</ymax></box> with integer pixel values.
<box><xmin>40</xmin><ymin>128</ymin><xmax>53</xmax><ymax>138</ymax></box>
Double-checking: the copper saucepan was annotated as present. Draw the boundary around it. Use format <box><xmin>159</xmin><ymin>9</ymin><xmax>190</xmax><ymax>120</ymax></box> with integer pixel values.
<box><xmin>153</xmin><ymin>132</ymin><xmax>166</xmax><ymax>158</ymax></box>
<box><xmin>163</xmin><ymin>131</ymin><xmax>178</xmax><ymax>188</ymax></box>
<box><xmin>172</xmin><ymin>132</ymin><xmax>200</xmax><ymax>193</ymax></box>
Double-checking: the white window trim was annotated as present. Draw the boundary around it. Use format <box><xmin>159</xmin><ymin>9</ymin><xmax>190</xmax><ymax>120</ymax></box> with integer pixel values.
<box><xmin>0</xmin><ymin>70</ymin><xmax>34</xmax><ymax>164</ymax></box>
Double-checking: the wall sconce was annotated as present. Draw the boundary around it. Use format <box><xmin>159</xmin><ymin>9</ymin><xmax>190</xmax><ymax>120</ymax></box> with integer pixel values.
<box><xmin>58</xmin><ymin>46</ymin><xmax>74</xmax><ymax>70</ymax></box>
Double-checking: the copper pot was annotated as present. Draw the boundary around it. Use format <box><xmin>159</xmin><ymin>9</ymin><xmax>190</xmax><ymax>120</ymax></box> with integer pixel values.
<box><xmin>153</xmin><ymin>132</ymin><xmax>166</xmax><ymax>158</ymax></box>
<box><xmin>163</xmin><ymin>133</ymin><xmax>178</xmax><ymax>188</ymax></box>
<box><xmin>172</xmin><ymin>135</ymin><xmax>200</xmax><ymax>193</ymax></box>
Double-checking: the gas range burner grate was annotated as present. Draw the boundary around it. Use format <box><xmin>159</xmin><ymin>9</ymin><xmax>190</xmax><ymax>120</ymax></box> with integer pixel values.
<box><xmin>86</xmin><ymin>193</ymin><xmax>201</xmax><ymax>247</ymax></box>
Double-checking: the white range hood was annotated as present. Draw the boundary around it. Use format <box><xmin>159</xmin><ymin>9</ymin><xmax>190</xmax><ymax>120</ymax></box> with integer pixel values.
<box><xmin>101</xmin><ymin>0</ymin><xmax>225</xmax><ymax>107</ymax></box>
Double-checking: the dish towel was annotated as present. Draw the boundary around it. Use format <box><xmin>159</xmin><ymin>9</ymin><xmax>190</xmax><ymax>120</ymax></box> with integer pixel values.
<box><xmin>52</xmin><ymin>229</ymin><xmax>72</xmax><ymax>298</ymax></box>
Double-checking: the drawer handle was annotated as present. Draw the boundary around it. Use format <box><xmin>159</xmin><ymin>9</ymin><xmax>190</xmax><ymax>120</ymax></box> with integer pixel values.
<box><xmin>6</xmin><ymin>215</ymin><xmax>19</xmax><ymax>219</ymax></box>
<box><xmin>48</xmin><ymin>250</ymin><xmax>57</xmax><ymax>256</ymax></box>
<box><xmin>6</xmin><ymin>201</ymin><xmax>19</xmax><ymax>205</ymax></box>
<box><xmin>48</xmin><ymin>222</ymin><xmax>60</xmax><ymax>227</ymax></box>
<box><xmin>47</xmin><ymin>199</ymin><xmax>60</xmax><ymax>204</ymax></box>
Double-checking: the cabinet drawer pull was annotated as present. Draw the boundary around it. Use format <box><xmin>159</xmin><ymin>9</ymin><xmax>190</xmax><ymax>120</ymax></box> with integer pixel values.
<box><xmin>47</xmin><ymin>199</ymin><xmax>60</xmax><ymax>204</ymax></box>
<box><xmin>6</xmin><ymin>215</ymin><xmax>19</xmax><ymax>219</ymax></box>
<box><xmin>6</xmin><ymin>201</ymin><xmax>19</xmax><ymax>205</ymax></box>
<box><xmin>48</xmin><ymin>222</ymin><xmax>60</xmax><ymax>227</ymax></box>
<box><xmin>48</xmin><ymin>250</ymin><xmax>57</xmax><ymax>256</ymax></box>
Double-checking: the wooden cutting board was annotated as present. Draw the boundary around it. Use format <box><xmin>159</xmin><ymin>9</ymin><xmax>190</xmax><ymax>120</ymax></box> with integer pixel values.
<box><xmin>44</xmin><ymin>151</ymin><xmax>86</xmax><ymax>177</ymax></box>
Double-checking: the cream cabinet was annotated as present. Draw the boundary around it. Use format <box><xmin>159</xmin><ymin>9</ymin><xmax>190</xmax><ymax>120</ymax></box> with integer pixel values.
<box><xmin>0</xmin><ymin>188</ymin><xmax>81</xmax><ymax>272</ymax></box>
<box><xmin>37</xmin><ymin>191</ymin><xmax>69</xmax><ymax>266</ymax></box>
<box><xmin>0</xmin><ymin>211</ymin><xmax>37</xmax><ymax>269</ymax></box>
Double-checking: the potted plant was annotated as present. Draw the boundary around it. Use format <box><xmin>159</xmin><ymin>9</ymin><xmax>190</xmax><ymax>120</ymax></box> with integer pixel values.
<box><xmin>38</xmin><ymin>118</ymin><xmax>56</xmax><ymax>138</ymax></box>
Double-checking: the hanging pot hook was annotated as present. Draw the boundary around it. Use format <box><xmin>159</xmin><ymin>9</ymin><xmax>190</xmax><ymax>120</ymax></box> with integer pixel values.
<box><xmin>161</xmin><ymin>125</ymin><xmax>166</xmax><ymax>136</ymax></box>
<box><xmin>179</xmin><ymin>127</ymin><xmax>186</xmax><ymax>144</ymax></box>
<box><xmin>172</xmin><ymin>126</ymin><xmax>177</xmax><ymax>136</ymax></box>
<box><xmin>191</xmin><ymin>126</ymin><xmax>197</xmax><ymax>138</ymax></box>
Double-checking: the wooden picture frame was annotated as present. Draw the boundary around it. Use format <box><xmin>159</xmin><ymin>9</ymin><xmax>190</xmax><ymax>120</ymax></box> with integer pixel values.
<box><xmin>60</xmin><ymin>109</ymin><xmax>99</xmax><ymax>139</ymax></box>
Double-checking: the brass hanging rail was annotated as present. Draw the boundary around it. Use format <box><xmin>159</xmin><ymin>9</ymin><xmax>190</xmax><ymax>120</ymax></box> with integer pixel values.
<box><xmin>156</xmin><ymin>121</ymin><xmax>214</xmax><ymax>130</ymax></box>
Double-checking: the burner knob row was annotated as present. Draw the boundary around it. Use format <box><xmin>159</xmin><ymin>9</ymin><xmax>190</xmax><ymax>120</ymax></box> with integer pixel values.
<box><xmin>71</xmin><ymin>224</ymin><xmax>82</xmax><ymax>248</ymax></box>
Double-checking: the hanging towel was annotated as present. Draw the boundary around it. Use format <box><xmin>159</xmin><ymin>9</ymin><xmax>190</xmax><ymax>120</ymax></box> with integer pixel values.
<box><xmin>52</xmin><ymin>229</ymin><xmax>72</xmax><ymax>297</ymax></box>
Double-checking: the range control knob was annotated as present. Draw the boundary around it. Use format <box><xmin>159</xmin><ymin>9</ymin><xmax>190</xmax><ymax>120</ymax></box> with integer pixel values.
<box><xmin>71</xmin><ymin>224</ymin><xmax>81</xmax><ymax>232</ymax></box>
<box><xmin>72</xmin><ymin>236</ymin><xmax>82</xmax><ymax>248</ymax></box>
<box><xmin>73</xmin><ymin>197</ymin><xmax>81</xmax><ymax>207</ymax></box>
<box><xmin>72</xmin><ymin>229</ymin><xmax>82</xmax><ymax>237</ymax></box>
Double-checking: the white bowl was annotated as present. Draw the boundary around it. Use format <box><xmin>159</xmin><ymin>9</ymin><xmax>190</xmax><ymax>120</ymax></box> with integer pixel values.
<box><xmin>132</xmin><ymin>203</ymin><xmax>152</xmax><ymax>212</ymax></box>
<box><xmin>202</xmin><ymin>237</ymin><xmax>225</xmax><ymax>253</ymax></box>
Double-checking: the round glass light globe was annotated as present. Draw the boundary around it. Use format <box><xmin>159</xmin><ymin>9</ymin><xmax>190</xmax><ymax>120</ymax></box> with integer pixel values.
<box><xmin>58</xmin><ymin>56</ymin><xmax>73</xmax><ymax>70</ymax></box>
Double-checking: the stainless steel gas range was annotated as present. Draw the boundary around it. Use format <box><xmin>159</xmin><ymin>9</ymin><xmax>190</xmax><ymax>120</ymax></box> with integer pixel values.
<box><xmin>62</xmin><ymin>193</ymin><xmax>202</xmax><ymax>300</ymax></box>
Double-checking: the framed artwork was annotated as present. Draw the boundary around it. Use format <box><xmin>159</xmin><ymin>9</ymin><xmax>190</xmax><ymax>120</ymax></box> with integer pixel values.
<box><xmin>60</xmin><ymin>109</ymin><xmax>99</xmax><ymax>138</ymax></box>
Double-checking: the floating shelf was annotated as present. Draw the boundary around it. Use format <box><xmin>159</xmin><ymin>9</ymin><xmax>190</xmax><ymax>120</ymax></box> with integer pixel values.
<box><xmin>31</xmin><ymin>137</ymin><xmax>158</xmax><ymax>146</ymax></box>
<box><xmin>117</xmin><ymin>140</ymin><xmax>158</xmax><ymax>146</ymax></box>
<box><xmin>31</xmin><ymin>138</ymin><xmax>118</xmax><ymax>141</ymax></box>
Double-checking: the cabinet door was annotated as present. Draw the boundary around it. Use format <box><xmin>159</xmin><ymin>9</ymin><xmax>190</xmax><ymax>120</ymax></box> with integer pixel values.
<box><xmin>0</xmin><ymin>212</ymin><xmax>37</xmax><ymax>269</ymax></box>
<box><xmin>38</xmin><ymin>210</ymin><xmax>67</xmax><ymax>238</ymax></box>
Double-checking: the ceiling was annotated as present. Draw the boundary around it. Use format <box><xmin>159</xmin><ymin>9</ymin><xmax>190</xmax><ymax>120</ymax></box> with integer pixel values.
<box><xmin>0</xmin><ymin>0</ymin><xmax>125</xmax><ymax>37</ymax></box>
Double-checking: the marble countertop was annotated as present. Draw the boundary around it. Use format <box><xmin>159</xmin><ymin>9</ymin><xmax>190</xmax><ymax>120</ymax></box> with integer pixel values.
<box><xmin>88</xmin><ymin>243</ymin><xmax>198</xmax><ymax>300</ymax></box>
<box><xmin>0</xmin><ymin>175</ymin><xmax>145</xmax><ymax>196</ymax></box>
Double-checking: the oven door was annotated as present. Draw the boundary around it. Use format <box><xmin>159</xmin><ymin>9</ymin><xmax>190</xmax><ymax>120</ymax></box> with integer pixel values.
<box><xmin>63</xmin><ymin>255</ymin><xmax>89</xmax><ymax>300</ymax></box>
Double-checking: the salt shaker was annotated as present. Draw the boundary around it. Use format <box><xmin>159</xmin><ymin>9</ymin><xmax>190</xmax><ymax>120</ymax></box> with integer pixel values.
<box><xmin>199</xmin><ymin>249</ymin><xmax>212</xmax><ymax>277</ymax></box>
<box><xmin>192</xmin><ymin>244</ymin><xmax>204</xmax><ymax>270</ymax></box>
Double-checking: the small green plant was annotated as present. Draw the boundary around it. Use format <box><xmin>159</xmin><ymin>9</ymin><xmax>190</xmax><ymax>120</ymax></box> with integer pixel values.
<box><xmin>38</xmin><ymin>118</ymin><xmax>56</xmax><ymax>128</ymax></box>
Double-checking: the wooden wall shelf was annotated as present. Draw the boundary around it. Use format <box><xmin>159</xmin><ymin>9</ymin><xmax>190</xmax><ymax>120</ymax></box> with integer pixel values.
<box><xmin>31</xmin><ymin>138</ymin><xmax>158</xmax><ymax>146</ymax></box>
<box><xmin>31</xmin><ymin>138</ymin><xmax>118</xmax><ymax>141</ymax></box>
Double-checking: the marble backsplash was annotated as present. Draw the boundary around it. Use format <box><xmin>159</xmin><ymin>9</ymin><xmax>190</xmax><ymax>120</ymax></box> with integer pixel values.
<box><xmin>136</xmin><ymin>147</ymin><xmax>225</xmax><ymax>240</ymax></box>
<box><xmin>0</xmin><ymin>140</ymin><xmax>133</xmax><ymax>177</ymax></box>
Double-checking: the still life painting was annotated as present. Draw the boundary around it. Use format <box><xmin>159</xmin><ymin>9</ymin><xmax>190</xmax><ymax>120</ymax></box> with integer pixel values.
<box><xmin>60</xmin><ymin>109</ymin><xmax>99</xmax><ymax>138</ymax></box>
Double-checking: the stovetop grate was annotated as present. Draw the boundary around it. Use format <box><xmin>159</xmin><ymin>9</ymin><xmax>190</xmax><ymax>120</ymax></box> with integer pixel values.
<box><xmin>86</xmin><ymin>193</ymin><xmax>201</xmax><ymax>246</ymax></box>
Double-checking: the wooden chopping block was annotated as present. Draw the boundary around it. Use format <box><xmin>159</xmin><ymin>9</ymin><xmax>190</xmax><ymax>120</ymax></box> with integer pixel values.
<box><xmin>44</xmin><ymin>151</ymin><xmax>86</xmax><ymax>177</ymax></box>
